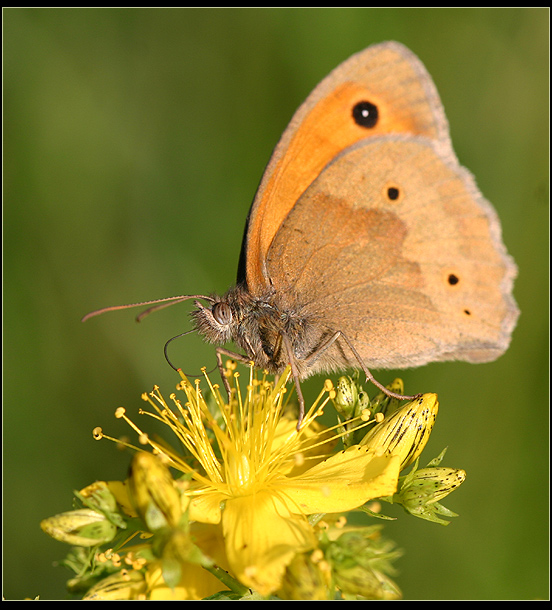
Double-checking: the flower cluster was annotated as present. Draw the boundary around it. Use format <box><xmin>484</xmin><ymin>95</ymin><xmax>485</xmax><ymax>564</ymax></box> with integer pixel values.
<box><xmin>41</xmin><ymin>365</ymin><xmax>466</xmax><ymax>599</ymax></box>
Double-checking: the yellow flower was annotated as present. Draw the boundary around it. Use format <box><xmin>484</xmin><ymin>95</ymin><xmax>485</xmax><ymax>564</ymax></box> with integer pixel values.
<box><xmin>145</xmin><ymin>523</ymin><xmax>230</xmax><ymax>600</ymax></box>
<box><xmin>116</xmin><ymin>365</ymin><xmax>401</xmax><ymax>596</ymax></box>
<box><xmin>77</xmin><ymin>482</ymin><xmax>232</xmax><ymax>600</ymax></box>
<box><xmin>41</xmin><ymin>361</ymin><xmax>465</xmax><ymax>600</ymax></box>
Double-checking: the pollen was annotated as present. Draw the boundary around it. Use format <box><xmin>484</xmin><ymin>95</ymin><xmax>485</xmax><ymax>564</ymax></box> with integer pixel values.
<box><xmin>335</xmin><ymin>516</ymin><xmax>347</xmax><ymax>528</ymax></box>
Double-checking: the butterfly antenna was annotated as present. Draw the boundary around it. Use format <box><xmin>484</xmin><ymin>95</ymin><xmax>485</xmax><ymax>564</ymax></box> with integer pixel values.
<box><xmin>81</xmin><ymin>295</ymin><xmax>215</xmax><ymax>323</ymax></box>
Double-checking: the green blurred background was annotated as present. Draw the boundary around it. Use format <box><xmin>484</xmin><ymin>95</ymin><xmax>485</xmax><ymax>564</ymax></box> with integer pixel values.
<box><xmin>4</xmin><ymin>8</ymin><xmax>549</xmax><ymax>600</ymax></box>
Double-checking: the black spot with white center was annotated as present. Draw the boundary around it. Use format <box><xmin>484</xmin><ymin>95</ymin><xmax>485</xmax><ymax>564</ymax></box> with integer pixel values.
<box><xmin>352</xmin><ymin>101</ymin><xmax>379</xmax><ymax>128</ymax></box>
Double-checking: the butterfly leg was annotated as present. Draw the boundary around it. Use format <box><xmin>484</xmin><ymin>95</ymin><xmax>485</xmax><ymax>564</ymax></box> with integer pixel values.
<box><xmin>281</xmin><ymin>334</ymin><xmax>306</xmax><ymax>428</ymax></box>
<box><xmin>304</xmin><ymin>330</ymin><xmax>419</xmax><ymax>402</ymax></box>
<box><xmin>215</xmin><ymin>344</ymin><xmax>306</xmax><ymax>430</ymax></box>
<box><xmin>215</xmin><ymin>346</ymin><xmax>253</xmax><ymax>403</ymax></box>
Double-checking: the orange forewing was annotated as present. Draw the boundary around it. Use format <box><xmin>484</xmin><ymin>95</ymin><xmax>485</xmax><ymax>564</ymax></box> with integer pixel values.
<box><xmin>243</xmin><ymin>42</ymin><xmax>449</xmax><ymax>294</ymax></box>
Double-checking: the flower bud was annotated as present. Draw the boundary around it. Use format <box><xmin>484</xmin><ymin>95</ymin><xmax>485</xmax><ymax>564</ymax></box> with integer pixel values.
<box><xmin>78</xmin><ymin>481</ymin><xmax>118</xmax><ymax>513</ymax></box>
<box><xmin>155</xmin><ymin>528</ymin><xmax>207</xmax><ymax>590</ymax></box>
<box><xmin>325</xmin><ymin>529</ymin><xmax>402</xmax><ymax>600</ymax></box>
<box><xmin>398</xmin><ymin>466</ymin><xmax>466</xmax><ymax>525</ymax></box>
<box><xmin>83</xmin><ymin>569</ymin><xmax>147</xmax><ymax>600</ymax></box>
<box><xmin>128</xmin><ymin>452</ymin><xmax>183</xmax><ymax>531</ymax></box>
<box><xmin>40</xmin><ymin>508</ymin><xmax>117</xmax><ymax>547</ymax></box>
<box><xmin>360</xmin><ymin>394</ymin><xmax>438</xmax><ymax>470</ymax></box>
<box><xmin>369</xmin><ymin>378</ymin><xmax>405</xmax><ymax>418</ymax></box>
<box><xmin>333</xmin><ymin>563</ymin><xmax>402</xmax><ymax>600</ymax></box>
<box><xmin>76</xmin><ymin>480</ymin><xmax>127</xmax><ymax>529</ymax></box>
<box><xmin>278</xmin><ymin>551</ymin><xmax>331</xmax><ymax>600</ymax></box>
<box><xmin>333</xmin><ymin>376</ymin><xmax>360</xmax><ymax>419</ymax></box>
<box><xmin>333</xmin><ymin>376</ymin><xmax>372</xmax><ymax>420</ymax></box>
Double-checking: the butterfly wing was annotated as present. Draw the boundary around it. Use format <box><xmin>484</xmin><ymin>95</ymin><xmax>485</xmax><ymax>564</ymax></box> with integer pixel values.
<box><xmin>264</xmin><ymin>134</ymin><xmax>519</xmax><ymax>370</ymax></box>
<box><xmin>239</xmin><ymin>41</ymin><xmax>452</xmax><ymax>294</ymax></box>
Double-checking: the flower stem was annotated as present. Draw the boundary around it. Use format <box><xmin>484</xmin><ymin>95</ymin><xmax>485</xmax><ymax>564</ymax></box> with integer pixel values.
<box><xmin>202</xmin><ymin>562</ymin><xmax>250</xmax><ymax>597</ymax></box>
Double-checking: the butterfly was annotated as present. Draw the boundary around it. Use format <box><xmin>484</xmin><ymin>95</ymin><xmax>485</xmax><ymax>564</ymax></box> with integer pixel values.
<box><xmin>83</xmin><ymin>42</ymin><xmax>519</xmax><ymax>423</ymax></box>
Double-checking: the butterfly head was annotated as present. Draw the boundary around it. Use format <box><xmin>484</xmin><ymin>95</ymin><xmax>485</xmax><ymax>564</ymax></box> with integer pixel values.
<box><xmin>191</xmin><ymin>296</ymin><xmax>237</xmax><ymax>346</ymax></box>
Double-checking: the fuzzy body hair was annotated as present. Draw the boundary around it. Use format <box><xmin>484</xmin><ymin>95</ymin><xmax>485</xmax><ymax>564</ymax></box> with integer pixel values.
<box><xmin>190</xmin><ymin>284</ymin><xmax>353</xmax><ymax>379</ymax></box>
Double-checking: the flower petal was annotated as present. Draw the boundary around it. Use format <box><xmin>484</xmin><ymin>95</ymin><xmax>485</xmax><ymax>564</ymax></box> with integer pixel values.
<box><xmin>272</xmin><ymin>417</ymin><xmax>337</xmax><ymax>476</ymax></box>
<box><xmin>281</xmin><ymin>447</ymin><xmax>401</xmax><ymax>514</ymax></box>
<box><xmin>222</xmin><ymin>490</ymin><xmax>316</xmax><ymax>596</ymax></box>
<box><xmin>188</xmin><ymin>490</ymin><xmax>225</xmax><ymax>524</ymax></box>
<box><xmin>106</xmin><ymin>480</ymin><xmax>136</xmax><ymax>518</ymax></box>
